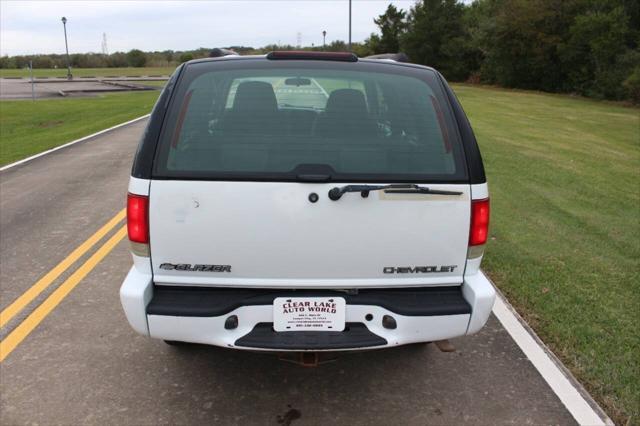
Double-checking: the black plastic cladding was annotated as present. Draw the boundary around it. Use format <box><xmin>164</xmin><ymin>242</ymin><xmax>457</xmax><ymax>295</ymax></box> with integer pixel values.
<box><xmin>131</xmin><ymin>58</ymin><xmax>486</xmax><ymax>184</ymax></box>
<box><xmin>437</xmin><ymin>72</ymin><xmax>486</xmax><ymax>184</ymax></box>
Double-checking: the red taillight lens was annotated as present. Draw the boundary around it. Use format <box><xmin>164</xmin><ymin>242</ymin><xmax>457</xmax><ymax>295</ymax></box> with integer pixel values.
<box><xmin>470</xmin><ymin>198</ymin><xmax>490</xmax><ymax>246</ymax></box>
<box><xmin>127</xmin><ymin>193</ymin><xmax>149</xmax><ymax>244</ymax></box>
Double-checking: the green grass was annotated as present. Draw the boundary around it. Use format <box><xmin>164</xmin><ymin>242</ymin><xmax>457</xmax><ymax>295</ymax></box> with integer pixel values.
<box><xmin>0</xmin><ymin>67</ymin><xmax>175</xmax><ymax>79</ymax></box>
<box><xmin>451</xmin><ymin>84</ymin><xmax>639</xmax><ymax>424</ymax></box>
<box><xmin>0</xmin><ymin>91</ymin><xmax>161</xmax><ymax>165</ymax></box>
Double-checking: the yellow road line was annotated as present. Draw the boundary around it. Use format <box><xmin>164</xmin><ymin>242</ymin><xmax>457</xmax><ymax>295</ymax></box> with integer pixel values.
<box><xmin>0</xmin><ymin>209</ymin><xmax>125</xmax><ymax>328</ymax></box>
<box><xmin>0</xmin><ymin>226</ymin><xmax>127</xmax><ymax>362</ymax></box>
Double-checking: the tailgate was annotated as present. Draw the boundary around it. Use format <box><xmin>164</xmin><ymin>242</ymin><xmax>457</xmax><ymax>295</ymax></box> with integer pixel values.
<box><xmin>149</xmin><ymin>181</ymin><xmax>470</xmax><ymax>288</ymax></box>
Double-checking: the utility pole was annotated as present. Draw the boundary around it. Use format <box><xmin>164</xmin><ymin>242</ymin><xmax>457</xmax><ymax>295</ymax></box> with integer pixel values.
<box><xmin>61</xmin><ymin>17</ymin><xmax>72</xmax><ymax>80</ymax></box>
<box><xmin>29</xmin><ymin>61</ymin><xmax>35</xmax><ymax>102</ymax></box>
<box><xmin>322</xmin><ymin>30</ymin><xmax>327</xmax><ymax>50</ymax></box>
<box><xmin>101</xmin><ymin>32</ymin><xmax>109</xmax><ymax>55</ymax></box>
<box><xmin>348</xmin><ymin>0</ymin><xmax>352</xmax><ymax>50</ymax></box>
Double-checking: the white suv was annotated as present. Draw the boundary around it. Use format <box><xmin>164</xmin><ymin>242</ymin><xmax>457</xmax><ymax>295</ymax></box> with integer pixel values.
<box><xmin>120</xmin><ymin>51</ymin><xmax>495</xmax><ymax>353</ymax></box>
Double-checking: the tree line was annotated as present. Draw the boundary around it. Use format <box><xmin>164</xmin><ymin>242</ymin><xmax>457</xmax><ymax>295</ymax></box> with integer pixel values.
<box><xmin>1</xmin><ymin>0</ymin><xmax>637</xmax><ymax>102</ymax></box>
<box><xmin>362</xmin><ymin>0</ymin><xmax>639</xmax><ymax>102</ymax></box>
<box><xmin>0</xmin><ymin>47</ymin><xmax>257</xmax><ymax>70</ymax></box>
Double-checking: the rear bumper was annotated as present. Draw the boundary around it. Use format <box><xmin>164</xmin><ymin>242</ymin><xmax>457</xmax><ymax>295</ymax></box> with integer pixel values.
<box><xmin>120</xmin><ymin>268</ymin><xmax>495</xmax><ymax>351</ymax></box>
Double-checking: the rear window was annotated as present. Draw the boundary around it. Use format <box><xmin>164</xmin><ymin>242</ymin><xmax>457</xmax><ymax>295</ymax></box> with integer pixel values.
<box><xmin>154</xmin><ymin>59</ymin><xmax>467</xmax><ymax>182</ymax></box>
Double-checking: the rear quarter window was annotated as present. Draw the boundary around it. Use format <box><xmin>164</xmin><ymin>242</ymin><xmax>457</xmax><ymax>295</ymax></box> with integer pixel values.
<box><xmin>153</xmin><ymin>59</ymin><xmax>467</xmax><ymax>183</ymax></box>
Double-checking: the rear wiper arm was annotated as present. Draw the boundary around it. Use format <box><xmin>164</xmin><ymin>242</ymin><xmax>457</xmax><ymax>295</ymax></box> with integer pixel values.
<box><xmin>328</xmin><ymin>184</ymin><xmax>462</xmax><ymax>201</ymax></box>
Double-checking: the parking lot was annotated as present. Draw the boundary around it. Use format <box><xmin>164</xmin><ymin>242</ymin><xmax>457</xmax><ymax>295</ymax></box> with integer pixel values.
<box><xmin>0</xmin><ymin>77</ymin><xmax>164</xmax><ymax>99</ymax></box>
<box><xmin>0</xmin><ymin>120</ymin><xmax>610</xmax><ymax>425</ymax></box>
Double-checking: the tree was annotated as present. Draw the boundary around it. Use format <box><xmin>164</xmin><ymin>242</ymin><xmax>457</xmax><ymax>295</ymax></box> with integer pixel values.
<box><xmin>371</xmin><ymin>4</ymin><xmax>407</xmax><ymax>54</ymax></box>
<box><xmin>561</xmin><ymin>6</ymin><xmax>637</xmax><ymax>99</ymax></box>
<box><xmin>474</xmin><ymin>0</ymin><xmax>583</xmax><ymax>91</ymax></box>
<box><xmin>107</xmin><ymin>52</ymin><xmax>128</xmax><ymax>68</ymax></box>
<box><xmin>163</xmin><ymin>50</ymin><xmax>174</xmax><ymax>65</ymax></box>
<box><xmin>623</xmin><ymin>65</ymin><xmax>640</xmax><ymax>103</ymax></box>
<box><xmin>126</xmin><ymin>49</ymin><xmax>147</xmax><ymax>67</ymax></box>
<box><xmin>469</xmin><ymin>0</ymin><xmax>639</xmax><ymax>98</ymax></box>
<box><xmin>179</xmin><ymin>52</ymin><xmax>194</xmax><ymax>63</ymax></box>
<box><xmin>0</xmin><ymin>56</ymin><xmax>17</xmax><ymax>69</ymax></box>
<box><xmin>328</xmin><ymin>40</ymin><xmax>348</xmax><ymax>51</ymax></box>
<box><xmin>401</xmin><ymin>0</ymin><xmax>475</xmax><ymax>80</ymax></box>
<box><xmin>351</xmin><ymin>41</ymin><xmax>374</xmax><ymax>57</ymax></box>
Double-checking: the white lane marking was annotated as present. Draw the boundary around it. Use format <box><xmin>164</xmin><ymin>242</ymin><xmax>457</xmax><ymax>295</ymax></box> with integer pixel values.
<box><xmin>492</xmin><ymin>292</ymin><xmax>613</xmax><ymax>426</ymax></box>
<box><xmin>0</xmin><ymin>114</ymin><xmax>150</xmax><ymax>171</ymax></box>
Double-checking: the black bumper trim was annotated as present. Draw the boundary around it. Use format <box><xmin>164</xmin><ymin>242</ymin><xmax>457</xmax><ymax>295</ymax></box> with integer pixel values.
<box><xmin>235</xmin><ymin>323</ymin><xmax>387</xmax><ymax>350</ymax></box>
<box><xmin>147</xmin><ymin>285</ymin><xmax>471</xmax><ymax>317</ymax></box>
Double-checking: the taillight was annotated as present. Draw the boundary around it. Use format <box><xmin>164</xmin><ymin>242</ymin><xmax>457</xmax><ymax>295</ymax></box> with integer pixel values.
<box><xmin>469</xmin><ymin>198</ymin><xmax>490</xmax><ymax>258</ymax></box>
<box><xmin>127</xmin><ymin>193</ymin><xmax>149</xmax><ymax>256</ymax></box>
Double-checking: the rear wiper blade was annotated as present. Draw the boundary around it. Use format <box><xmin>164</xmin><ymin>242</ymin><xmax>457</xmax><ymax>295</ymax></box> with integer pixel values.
<box><xmin>328</xmin><ymin>184</ymin><xmax>462</xmax><ymax>201</ymax></box>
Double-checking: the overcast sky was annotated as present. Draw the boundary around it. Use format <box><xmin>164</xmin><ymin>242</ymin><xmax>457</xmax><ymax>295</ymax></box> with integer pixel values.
<box><xmin>0</xmin><ymin>0</ymin><xmax>419</xmax><ymax>56</ymax></box>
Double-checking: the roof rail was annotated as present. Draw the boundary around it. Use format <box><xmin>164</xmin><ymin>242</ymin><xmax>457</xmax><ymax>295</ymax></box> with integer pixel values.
<box><xmin>266</xmin><ymin>51</ymin><xmax>358</xmax><ymax>62</ymax></box>
<box><xmin>209</xmin><ymin>48</ymin><xmax>239</xmax><ymax>58</ymax></box>
<box><xmin>364</xmin><ymin>53</ymin><xmax>410</xmax><ymax>63</ymax></box>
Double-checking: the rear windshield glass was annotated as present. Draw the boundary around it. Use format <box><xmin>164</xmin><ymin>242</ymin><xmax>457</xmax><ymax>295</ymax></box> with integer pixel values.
<box><xmin>154</xmin><ymin>60</ymin><xmax>467</xmax><ymax>182</ymax></box>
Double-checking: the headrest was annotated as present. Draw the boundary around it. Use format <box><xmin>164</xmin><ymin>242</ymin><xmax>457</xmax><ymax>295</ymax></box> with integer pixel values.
<box><xmin>325</xmin><ymin>89</ymin><xmax>368</xmax><ymax>118</ymax></box>
<box><xmin>232</xmin><ymin>81</ymin><xmax>278</xmax><ymax>113</ymax></box>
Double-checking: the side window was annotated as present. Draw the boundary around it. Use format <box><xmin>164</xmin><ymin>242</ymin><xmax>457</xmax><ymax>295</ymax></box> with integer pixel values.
<box><xmin>169</xmin><ymin>73</ymin><xmax>222</xmax><ymax>154</ymax></box>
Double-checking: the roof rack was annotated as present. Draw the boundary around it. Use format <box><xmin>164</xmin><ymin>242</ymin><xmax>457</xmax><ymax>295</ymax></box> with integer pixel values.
<box><xmin>209</xmin><ymin>48</ymin><xmax>239</xmax><ymax>58</ymax></box>
<box><xmin>266</xmin><ymin>51</ymin><xmax>358</xmax><ymax>62</ymax></box>
<box><xmin>364</xmin><ymin>53</ymin><xmax>410</xmax><ymax>63</ymax></box>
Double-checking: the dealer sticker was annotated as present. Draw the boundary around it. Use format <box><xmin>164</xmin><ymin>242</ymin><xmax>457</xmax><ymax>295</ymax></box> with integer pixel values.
<box><xmin>273</xmin><ymin>297</ymin><xmax>346</xmax><ymax>332</ymax></box>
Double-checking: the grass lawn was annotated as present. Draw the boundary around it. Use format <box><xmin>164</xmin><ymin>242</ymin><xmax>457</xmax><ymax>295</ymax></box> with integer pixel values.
<box><xmin>0</xmin><ymin>67</ymin><xmax>175</xmax><ymax>79</ymax></box>
<box><xmin>0</xmin><ymin>91</ymin><xmax>161</xmax><ymax>165</ymax></box>
<box><xmin>451</xmin><ymin>84</ymin><xmax>639</xmax><ymax>424</ymax></box>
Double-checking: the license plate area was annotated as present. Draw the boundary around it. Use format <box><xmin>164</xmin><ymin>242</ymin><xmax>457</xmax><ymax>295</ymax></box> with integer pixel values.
<box><xmin>273</xmin><ymin>297</ymin><xmax>346</xmax><ymax>332</ymax></box>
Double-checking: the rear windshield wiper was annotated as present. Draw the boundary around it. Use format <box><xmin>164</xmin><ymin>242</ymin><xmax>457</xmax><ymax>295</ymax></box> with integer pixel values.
<box><xmin>328</xmin><ymin>184</ymin><xmax>462</xmax><ymax>201</ymax></box>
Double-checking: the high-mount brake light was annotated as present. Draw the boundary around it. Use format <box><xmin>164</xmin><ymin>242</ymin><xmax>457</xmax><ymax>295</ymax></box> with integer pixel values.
<box><xmin>127</xmin><ymin>193</ymin><xmax>149</xmax><ymax>256</ymax></box>
<box><xmin>266</xmin><ymin>51</ymin><xmax>358</xmax><ymax>62</ymax></box>
<box><xmin>468</xmin><ymin>198</ymin><xmax>490</xmax><ymax>258</ymax></box>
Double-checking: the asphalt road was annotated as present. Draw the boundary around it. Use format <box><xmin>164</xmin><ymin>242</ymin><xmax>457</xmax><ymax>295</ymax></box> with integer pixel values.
<box><xmin>0</xmin><ymin>119</ymin><xmax>580</xmax><ymax>425</ymax></box>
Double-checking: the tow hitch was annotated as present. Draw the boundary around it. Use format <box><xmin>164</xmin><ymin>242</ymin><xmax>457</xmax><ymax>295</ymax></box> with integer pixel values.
<box><xmin>435</xmin><ymin>339</ymin><xmax>456</xmax><ymax>352</ymax></box>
